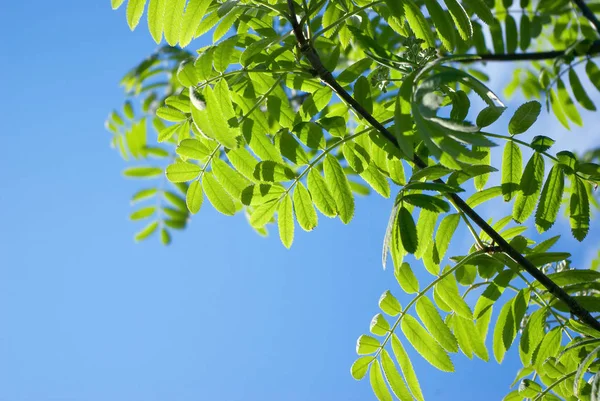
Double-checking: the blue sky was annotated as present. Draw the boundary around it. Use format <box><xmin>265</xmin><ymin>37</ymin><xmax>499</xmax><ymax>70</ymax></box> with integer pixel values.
<box><xmin>1</xmin><ymin>2</ymin><xmax>599</xmax><ymax>401</ymax></box>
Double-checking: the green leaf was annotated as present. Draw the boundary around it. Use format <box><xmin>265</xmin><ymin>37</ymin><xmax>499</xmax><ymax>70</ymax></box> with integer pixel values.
<box><xmin>123</xmin><ymin>166</ymin><xmax>163</xmax><ymax>178</ymax></box>
<box><xmin>176</xmin><ymin>138</ymin><xmax>212</xmax><ymax>160</ymax></box>
<box><xmin>415</xmin><ymin>209</ymin><xmax>437</xmax><ymax>260</ymax></box>
<box><xmin>504</xmin><ymin>15</ymin><xmax>518</xmax><ymax>54</ymax></box>
<box><xmin>379</xmin><ymin>290</ymin><xmax>402</xmax><ymax>316</ymax></box>
<box><xmin>131</xmin><ymin>188</ymin><xmax>158</xmax><ymax>203</ymax></box>
<box><xmin>391</xmin><ymin>335</ymin><xmax>424</xmax><ymax>401</ymax></box>
<box><xmin>397</xmin><ymin>207</ymin><xmax>418</xmax><ymax>254</ymax></box>
<box><xmin>443</xmin><ymin>0</ymin><xmax>473</xmax><ymax>40</ymax></box>
<box><xmin>476</xmin><ymin>106</ymin><xmax>506</xmax><ymax>128</ymax></box>
<box><xmin>395</xmin><ymin>262</ymin><xmax>419</xmax><ymax>294</ymax></box>
<box><xmin>278</xmin><ymin>194</ymin><xmax>294</xmax><ymax>248</ymax></box>
<box><xmin>160</xmin><ymin>228</ymin><xmax>171</xmax><ymax>245</ymax></box>
<box><xmin>423</xmin><ymin>0</ymin><xmax>456</xmax><ymax>51</ymax></box>
<box><xmin>508</xmin><ymin>101</ymin><xmax>541</xmax><ymax>135</ymax></box>
<box><xmin>519</xmin><ymin>308</ymin><xmax>546</xmax><ymax>366</ymax></box>
<box><xmin>278</xmin><ymin>131</ymin><xmax>309</xmax><ymax>165</ymax></box>
<box><xmin>369</xmin><ymin>360</ymin><xmax>393</xmax><ymax>401</ymax></box>
<box><xmin>380</xmin><ymin>349</ymin><xmax>413</xmax><ymax>401</ymax></box>
<box><xmin>354</xmin><ymin>76</ymin><xmax>373</xmax><ymax>114</ymax></box>
<box><xmin>586</xmin><ymin>60</ymin><xmax>600</xmax><ymax>93</ymax></box>
<box><xmin>130</xmin><ymin>206</ymin><xmax>155</xmax><ymax>220</ymax></box>
<box><xmin>147</xmin><ymin>0</ymin><xmax>167</xmax><ymax>43</ymax></box>
<box><xmin>436</xmin><ymin>272</ymin><xmax>472</xmax><ymax>319</ymax></box>
<box><xmin>463</xmin><ymin>0</ymin><xmax>494</xmax><ymax>24</ymax></box>
<box><xmin>163</xmin><ymin>0</ymin><xmax>186</xmax><ymax>46</ymax></box>
<box><xmin>112</xmin><ymin>0</ymin><xmax>126</xmax><ymax>9</ymax></box>
<box><xmin>370</xmin><ymin>313</ymin><xmax>391</xmax><ymax>336</ymax></box>
<box><xmin>501</xmin><ymin>141</ymin><xmax>522</xmax><ymax>201</ymax></box>
<box><xmin>467</xmin><ymin>186</ymin><xmax>502</xmax><ymax>208</ymax></box>
<box><xmin>357</xmin><ymin>334</ymin><xmax>380</xmax><ymax>355</ymax></box>
<box><xmin>126</xmin><ymin>0</ymin><xmax>147</xmax><ymax>30</ymax></box>
<box><xmin>156</xmin><ymin>106</ymin><xmax>188</xmax><ymax>122</ymax></box>
<box><xmin>410</xmin><ymin>166</ymin><xmax>453</xmax><ymax>182</ymax></box>
<box><xmin>202</xmin><ymin>172</ymin><xmax>236</xmax><ymax>216</ymax></box>
<box><xmin>549</xmin><ymin>88</ymin><xmax>569</xmax><ymax>129</ymax></box>
<box><xmin>535</xmin><ymin>165</ymin><xmax>564</xmax><ymax>232</ymax></box>
<box><xmin>513</xmin><ymin>152</ymin><xmax>545</xmax><ymax>223</ymax></box>
<box><xmin>403</xmin><ymin>182</ymin><xmax>463</xmax><ymax>193</ymax></box>
<box><xmin>307</xmin><ymin>169</ymin><xmax>337</xmax><ymax>218</ymax></box>
<box><xmin>204</xmin><ymin>82</ymin><xmax>239</xmax><ymax>148</ymax></box>
<box><xmin>402</xmin><ymin>0</ymin><xmax>436</xmax><ymax>48</ymax></box>
<box><xmin>227</xmin><ymin>147</ymin><xmax>259</xmax><ymax>182</ymax></box>
<box><xmin>134</xmin><ymin>221</ymin><xmax>158</xmax><ymax>242</ymax></box>
<box><xmin>401</xmin><ymin>315</ymin><xmax>454</xmax><ymax>372</ymax></box>
<box><xmin>212</xmin><ymin>158</ymin><xmax>250</xmax><ymax>199</ymax></box>
<box><xmin>249</xmin><ymin>200</ymin><xmax>279</xmax><ymax>228</ymax></box>
<box><xmin>166</xmin><ymin>161</ymin><xmax>201</xmax><ymax>183</ymax></box>
<box><xmin>360</xmin><ymin>164</ymin><xmax>391</xmax><ymax>198</ymax></box>
<box><xmin>294</xmin><ymin>122</ymin><xmax>326</xmax><ymax>150</ymax></box>
<box><xmin>253</xmin><ymin>161</ymin><xmax>296</xmax><ymax>182</ymax></box>
<box><xmin>569</xmin><ymin>68</ymin><xmax>596</xmax><ymax>111</ymax></box>
<box><xmin>324</xmin><ymin>155</ymin><xmax>354</xmax><ymax>224</ymax></box>
<box><xmin>403</xmin><ymin>194</ymin><xmax>450</xmax><ymax>213</ymax></box>
<box><xmin>343</xmin><ymin>142</ymin><xmax>370</xmax><ymax>174</ymax></box>
<box><xmin>575</xmin><ymin>345</ymin><xmax>600</xmax><ymax>396</ymax></box>
<box><xmin>533</xmin><ymin>270</ymin><xmax>600</xmax><ymax>290</ymax></box>
<box><xmin>186</xmin><ymin>180</ymin><xmax>203</xmax><ymax>214</ymax></box>
<box><xmin>530</xmin><ymin>135</ymin><xmax>555</xmax><ymax>152</ymax></box>
<box><xmin>433</xmin><ymin>214</ymin><xmax>460</xmax><ymax>264</ymax></box>
<box><xmin>493</xmin><ymin>297</ymin><xmax>513</xmax><ymax>363</ymax></box>
<box><xmin>556</xmin><ymin>77</ymin><xmax>582</xmax><ymax>126</ymax></box>
<box><xmin>532</xmin><ymin>327</ymin><xmax>562</xmax><ymax>369</ymax></box>
<box><xmin>570</xmin><ymin>176</ymin><xmax>590</xmax><ymax>241</ymax></box>
<box><xmin>519</xmin><ymin>14</ymin><xmax>531</xmax><ymax>51</ymax></box>
<box><xmin>415</xmin><ymin>297</ymin><xmax>458</xmax><ymax>353</ymax></box>
<box><xmin>179</xmin><ymin>0</ymin><xmax>211</xmax><ymax>47</ymax></box>
<box><xmin>474</xmin><ymin>270</ymin><xmax>514</xmax><ymax>318</ymax></box>
<box><xmin>293</xmin><ymin>183</ymin><xmax>318</xmax><ymax>232</ymax></box>
<box><xmin>498</xmin><ymin>291</ymin><xmax>528</xmax><ymax>364</ymax></box>
<box><xmin>351</xmin><ymin>356</ymin><xmax>374</xmax><ymax>380</ymax></box>
<box><xmin>488</xmin><ymin>18</ymin><xmax>504</xmax><ymax>54</ymax></box>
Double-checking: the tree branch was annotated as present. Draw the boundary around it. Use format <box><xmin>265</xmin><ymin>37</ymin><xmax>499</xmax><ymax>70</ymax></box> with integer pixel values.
<box><xmin>461</xmin><ymin>40</ymin><xmax>600</xmax><ymax>62</ymax></box>
<box><xmin>285</xmin><ymin>0</ymin><xmax>600</xmax><ymax>332</ymax></box>
<box><xmin>572</xmin><ymin>0</ymin><xmax>600</xmax><ymax>33</ymax></box>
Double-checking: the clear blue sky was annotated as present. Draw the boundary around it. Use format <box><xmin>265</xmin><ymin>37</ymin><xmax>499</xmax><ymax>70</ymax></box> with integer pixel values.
<box><xmin>1</xmin><ymin>2</ymin><xmax>598</xmax><ymax>401</ymax></box>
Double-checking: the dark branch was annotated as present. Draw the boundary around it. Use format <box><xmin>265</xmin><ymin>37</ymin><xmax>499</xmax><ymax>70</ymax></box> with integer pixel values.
<box><xmin>462</xmin><ymin>40</ymin><xmax>600</xmax><ymax>62</ymax></box>
<box><xmin>572</xmin><ymin>0</ymin><xmax>600</xmax><ymax>33</ymax></box>
<box><xmin>286</xmin><ymin>0</ymin><xmax>600</xmax><ymax>332</ymax></box>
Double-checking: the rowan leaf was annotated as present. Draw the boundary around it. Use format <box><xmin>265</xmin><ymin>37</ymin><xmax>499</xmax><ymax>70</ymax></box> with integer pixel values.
<box><xmin>401</xmin><ymin>315</ymin><xmax>454</xmax><ymax>372</ymax></box>
<box><xmin>324</xmin><ymin>155</ymin><xmax>354</xmax><ymax>224</ymax></box>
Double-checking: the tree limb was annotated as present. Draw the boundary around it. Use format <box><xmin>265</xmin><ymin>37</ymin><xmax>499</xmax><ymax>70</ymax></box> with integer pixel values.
<box><xmin>462</xmin><ymin>40</ymin><xmax>600</xmax><ymax>62</ymax></box>
<box><xmin>285</xmin><ymin>0</ymin><xmax>600</xmax><ymax>332</ymax></box>
<box><xmin>572</xmin><ymin>0</ymin><xmax>600</xmax><ymax>33</ymax></box>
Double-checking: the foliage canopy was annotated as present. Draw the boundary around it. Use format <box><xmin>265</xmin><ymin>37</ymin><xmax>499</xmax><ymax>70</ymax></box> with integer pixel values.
<box><xmin>107</xmin><ymin>0</ymin><xmax>600</xmax><ymax>399</ymax></box>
